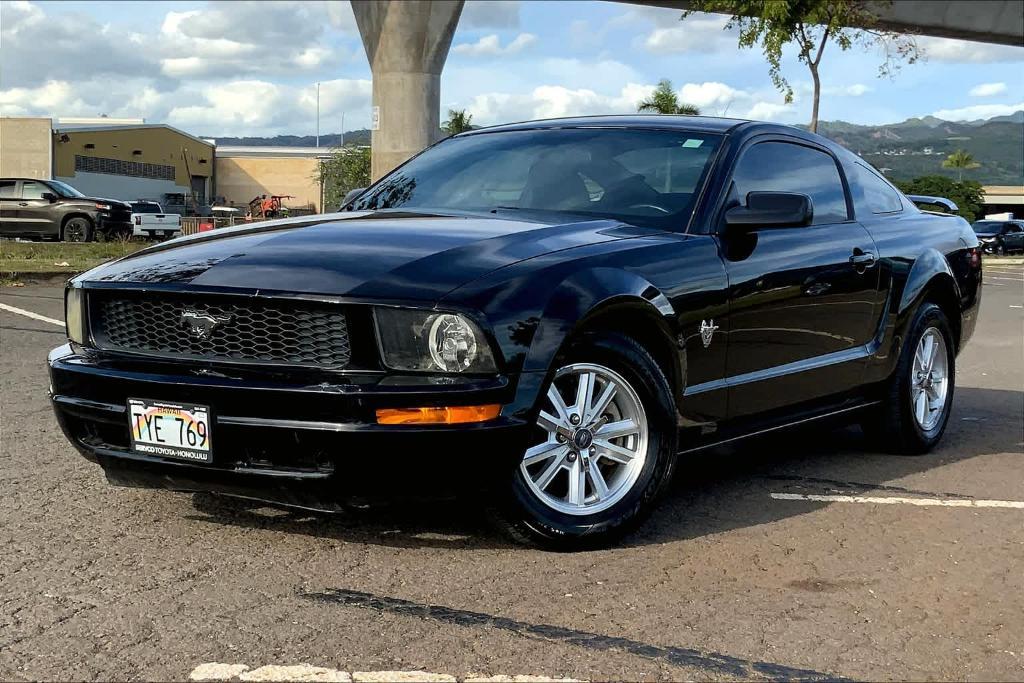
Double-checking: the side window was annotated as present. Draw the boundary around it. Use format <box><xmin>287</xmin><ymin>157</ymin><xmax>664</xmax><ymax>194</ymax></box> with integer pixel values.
<box><xmin>851</xmin><ymin>162</ymin><xmax>903</xmax><ymax>214</ymax></box>
<box><xmin>730</xmin><ymin>141</ymin><xmax>849</xmax><ymax>224</ymax></box>
<box><xmin>20</xmin><ymin>181</ymin><xmax>47</xmax><ymax>199</ymax></box>
<box><xmin>0</xmin><ymin>181</ymin><xmax>16</xmax><ymax>198</ymax></box>
<box><xmin>1006</xmin><ymin>223</ymin><xmax>1023</xmax><ymax>233</ymax></box>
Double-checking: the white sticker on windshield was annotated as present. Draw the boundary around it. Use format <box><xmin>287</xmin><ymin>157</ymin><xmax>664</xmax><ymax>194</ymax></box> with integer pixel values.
<box><xmin>682</xmin><ymin>139</ymin><xmax>704</xmax><ymax>148</ymax></box>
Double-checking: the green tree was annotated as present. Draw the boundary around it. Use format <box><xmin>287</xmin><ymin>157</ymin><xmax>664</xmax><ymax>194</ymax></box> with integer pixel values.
<box><xmin>443</xmin><ymin>109</ymin><xmax>474</xmax><ymax>135</ymax></box>
<box><xmin>895</xmin><ymin>175</ymin><xmax>986</xmax><ymax>223</ymax></box>
<box><xmin>317</xmin><ymin>146</ymin><xmax>371</xmax><ymax>210</ymax></box>
<box><xmin>682</xmin><ymin>1</ymin><xmax>919</xmax><ymax>133</ymax></box>
<box><xmin>942</xmin><ymin>149</ymin><xmax>981</xmax><ymax>182</ymax></box>
<box><xmin>637</xmin><ymin>79</ymin><xmax>700</xmax><ymax>115</ymax></box>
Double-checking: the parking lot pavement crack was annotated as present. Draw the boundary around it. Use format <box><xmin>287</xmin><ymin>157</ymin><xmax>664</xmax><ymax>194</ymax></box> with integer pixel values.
<box><xmin>762</xmin><ymin>475</ymin><xmax>975</xmax><ymax>500</ymax></box>
<box><xmin>299</xmin><ymin>588</ymin><xmax>849</xmax><ymax>681</ymax></box>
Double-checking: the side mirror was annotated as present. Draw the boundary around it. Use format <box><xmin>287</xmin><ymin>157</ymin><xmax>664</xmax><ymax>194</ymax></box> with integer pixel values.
<box><xmin>725</xmin><ymin>191</ymin><xmax>813</xmax><ymax>229</ymax></box>
<box><xmin>340</xmin><ymin>187</ymin><xmax>366</xmax><ymax>210</ymax></box>
<box><xmin>41</xmin><ymin>192</ymin><xmax>58</xmax><ymax>203</ymax></box>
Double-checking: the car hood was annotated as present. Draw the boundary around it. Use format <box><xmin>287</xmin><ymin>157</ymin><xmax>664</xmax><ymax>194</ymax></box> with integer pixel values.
<box><xmin>81</xmin><ymin>212</ymin><xmax>655</xmax><ymax>301</ymax></box>
<box><xmin>72</xmin><ymin>196</ymin><xmax>132</xmax><ymax>210</ymax></box>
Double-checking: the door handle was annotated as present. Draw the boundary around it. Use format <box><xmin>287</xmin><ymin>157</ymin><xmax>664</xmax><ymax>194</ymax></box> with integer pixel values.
<box><xmin>850</xmin><ymin>251</ymin><xmax>876</xmax><ymax>268</ymax></box>
<box><xmin>18</xmin><ymin>202</ymin><xmax>29</xmax><ymax>207</ymax></box>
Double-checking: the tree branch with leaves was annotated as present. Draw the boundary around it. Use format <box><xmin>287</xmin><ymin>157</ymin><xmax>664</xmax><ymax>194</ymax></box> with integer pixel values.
<box><xmin>683</xmin><ymin>1</ymin><xmax>920</xmax><ymax>132</ymax></box>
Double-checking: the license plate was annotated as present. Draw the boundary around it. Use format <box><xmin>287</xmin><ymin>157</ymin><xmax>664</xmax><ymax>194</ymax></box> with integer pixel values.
<box><xmin>128</xmin><ymin>398</ymin><xmax>212</xmax><ymax>463</ymax></box>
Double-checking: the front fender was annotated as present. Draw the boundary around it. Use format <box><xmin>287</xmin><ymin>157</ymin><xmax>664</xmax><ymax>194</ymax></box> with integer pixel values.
<box><xmin>521</xmin><ymin>267</ymin><xmax>676</xmax><ymax>373</ymax></box>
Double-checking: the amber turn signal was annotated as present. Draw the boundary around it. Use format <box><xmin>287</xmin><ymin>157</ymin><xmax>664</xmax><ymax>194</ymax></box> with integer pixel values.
<box><xmin>375</xmin><ymin>404</ymin><xmax>502</xmax><ymax>425</ymax></box>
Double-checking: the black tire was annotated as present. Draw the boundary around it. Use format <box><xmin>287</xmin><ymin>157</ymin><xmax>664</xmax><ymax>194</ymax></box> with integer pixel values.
<box><xmin>492</xmin><ymin>332</ymin><xmax>678</xmax><ymax>550</ymax></box>
<box><xmin>996</xmin><ymin>241</ymin><xmax>1006</xmax><ymax>256</ymax></box>
<box><xmin>62</xmin><ymin>217</ymin><xmax>93</xmax><ymax>243</ymax></box>
<box><xmin>861</xmin><ymin>302</ymin><xmax>955</xmax><ymax>454</ymax></box>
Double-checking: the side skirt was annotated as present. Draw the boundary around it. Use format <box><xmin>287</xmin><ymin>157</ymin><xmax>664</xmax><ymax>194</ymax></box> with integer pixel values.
<box><xmin>676</xmin><ymin>401</ymin><xmax>880</xmax><ymax>455</ymax></box>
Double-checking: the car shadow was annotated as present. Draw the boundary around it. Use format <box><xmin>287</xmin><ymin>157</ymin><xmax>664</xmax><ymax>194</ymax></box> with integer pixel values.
<box><xmin>184</xmin><ymin>386</ymin><xmax>1022</xmax><ymax>551</ymax></box>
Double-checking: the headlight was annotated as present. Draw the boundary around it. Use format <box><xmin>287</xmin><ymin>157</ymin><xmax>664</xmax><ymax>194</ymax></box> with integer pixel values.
<box><xmin>374</xmin><ymin>308</ymin><xmax>497</xmax><ymax>373</ymax></box>
<box><xmin>94</xmin><ymin>203</ymin><xmax>111</xmax><ymax>211</ymax></box>
<box><xmin>65</xmin><ymin>285</ymin><xmax>86</xmax><ymax>344</ymax></box>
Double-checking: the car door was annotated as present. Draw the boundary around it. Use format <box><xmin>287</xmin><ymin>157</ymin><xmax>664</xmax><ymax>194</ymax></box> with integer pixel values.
<box><xmin>17</xmin><ymin>180</ymin><xmax>57</xmax><ymax>236</ymax></box>
<box><xmin>717</xmin><ymin>139</ymin><xmax>881</xmax><ymax>419</ymax></box>
<box><xmin>1004</xmin><ymin>222</ymin><xmax>1024</xmax><ymax>252</ymax></box>
<box><xmin>0</xmin><ymin>180</ymin><xmax>19</xmax><ymax>234</ymax></box>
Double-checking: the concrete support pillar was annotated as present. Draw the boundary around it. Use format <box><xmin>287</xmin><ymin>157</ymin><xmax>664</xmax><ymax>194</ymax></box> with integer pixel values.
<box><xmin>353</xmin><ymin>1</ymin><xmax>464</xmax><ymax>181</ymax></box>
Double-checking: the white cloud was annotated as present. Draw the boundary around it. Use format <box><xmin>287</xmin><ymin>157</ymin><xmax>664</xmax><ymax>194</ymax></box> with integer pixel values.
<box><xmin>679</xmin><ymin>82</ymin><xmax>744</xmax><ymax>110</ymax></box>
<box><xmin>969</xmin><ymin>82</ymin><xmax>1008</xmax><ymax>97</ymax></box>
<box><xmin>453</xmin><ymin>33</ymin><xmax>536</xmax><ymax>57</ymax></box>
<box><xmin>454</xmin><ymin>76</ymin><xmax>794</xmax><ymax>127</ymax></box>
<box><xmin>932</xmin><ymin>102</ymin><xmax>1024</xmax><ymax>121</ymax></box>
<box><xmin>641</xmin><ymin>14</ymin><xmax>737</xmax><ymax>54</ymax></box>
<box><xmin>918</xmin><ymin>36</ymin><xmax>1024</xmax><ymax>63</ymax></box>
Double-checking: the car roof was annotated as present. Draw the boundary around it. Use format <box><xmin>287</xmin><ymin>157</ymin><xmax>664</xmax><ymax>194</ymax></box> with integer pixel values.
<box><xmin>461</xmin><ymin>114</ymin><xmax>752</xmax><ymax>135</ymax></box>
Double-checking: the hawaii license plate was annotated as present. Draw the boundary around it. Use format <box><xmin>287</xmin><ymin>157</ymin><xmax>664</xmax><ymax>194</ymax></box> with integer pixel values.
<box><xmin>128</xmin><ymin>398</ymin><xmax>212</xmax><ymax>463</ymax></box>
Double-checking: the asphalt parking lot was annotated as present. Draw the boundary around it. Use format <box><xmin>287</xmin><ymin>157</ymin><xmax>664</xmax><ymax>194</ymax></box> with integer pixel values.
<box><xmin>1</xmin><ymin>266</ymin><xmax>1022</xmax><ymax>682</ymax></box>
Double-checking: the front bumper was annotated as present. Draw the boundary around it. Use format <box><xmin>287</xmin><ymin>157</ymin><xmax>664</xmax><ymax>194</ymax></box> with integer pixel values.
<box><xmin>49</xmin><ymin>344</ymin><xmax>533</xmax><ymax>510</ymax></box>
<box><xmin>97</xmin><ymin>217</ymin><xmax>133</xmax><ymax>236</ymax></box>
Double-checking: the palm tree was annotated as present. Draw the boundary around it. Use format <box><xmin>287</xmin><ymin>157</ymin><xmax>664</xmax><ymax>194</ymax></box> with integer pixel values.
<box><xmin>942</xmin><ymin>149</ymin><xmax>981</xmax><ymax>182</ymax></box>
<box><xmin>637</xmin><ymin>79</ymin><xmax>700</xmax><ymax>116</ymax></box>
<box><xmin>443</xmin><ymin>109</ymin><xmax>473</xmax><ymax>135</ymax></box>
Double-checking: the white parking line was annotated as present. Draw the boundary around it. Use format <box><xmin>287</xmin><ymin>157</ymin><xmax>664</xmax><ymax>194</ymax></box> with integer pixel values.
<box><xmin>189</xmin><ymin>664</ymin><xmax>583</xmax><ymax>683</ymax></box>
<box><xmin>987</xmin><ymin>277</ymin><xmax>1024</xmax><ymax>282</ymax></box>
<box><xmin>770</xmin><ymin>493</ymin><xmax>1024</xmax><ymax>508</ymax></box>
<box><xmin>0</xmin><ymin>302</ymin><xmax>64</xmax><ymax>327</ymax></box>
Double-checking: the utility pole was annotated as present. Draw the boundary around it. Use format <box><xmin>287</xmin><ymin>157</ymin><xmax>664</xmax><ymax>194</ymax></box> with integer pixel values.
<box><xmin>316</xmin><ymin>82</ymin><xmax>321</xmax><ymax>148</ymax></box>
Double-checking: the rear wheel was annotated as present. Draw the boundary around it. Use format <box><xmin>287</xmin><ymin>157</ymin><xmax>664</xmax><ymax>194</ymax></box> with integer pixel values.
<box><xmin>862</xmin><ymin>303</ymin><xmax>955</xmax><ymax>454</ymax></box>
<box><xmin>62</xmin><ymin>217</ymin><xmax>93</xmax><ymax>242</ymax></box>
<box><xmin>493</xmin><ymin>333</ymin><xmax>677</xmax><ymax>549</ymax></box>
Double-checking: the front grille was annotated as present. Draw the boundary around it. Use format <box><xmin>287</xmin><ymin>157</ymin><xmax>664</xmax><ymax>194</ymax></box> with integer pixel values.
<box><xmin>91</xmin><ymin>292</ymin><xmax>351</xmax><ymax>369</ymax></box>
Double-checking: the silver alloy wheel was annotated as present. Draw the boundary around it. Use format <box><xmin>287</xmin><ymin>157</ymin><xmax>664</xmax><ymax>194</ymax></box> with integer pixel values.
<box><xmin>520</xmin><ymin>362</ymin><xmax>648</xmax><ymax>516</ymax></box>
<box><xmin>910</xmin><ymin>327</ymin><xmax>949</xmax><ymax>431</ymax></box>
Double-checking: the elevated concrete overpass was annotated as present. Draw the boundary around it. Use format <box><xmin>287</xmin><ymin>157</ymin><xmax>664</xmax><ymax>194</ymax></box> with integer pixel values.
<box><xmin>352</xmin><ymin>0</ymin><xmax>1024</xmax><ymax>181</ymax></box>
<box><xmin>643</xmin><ymin>1</ymin><xmax>1024</xmax><ymax>47</ymax></box>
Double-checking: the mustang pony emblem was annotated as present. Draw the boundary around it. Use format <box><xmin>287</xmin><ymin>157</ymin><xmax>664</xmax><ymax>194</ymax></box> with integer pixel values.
<box><xmin>180</xmin><ymin>310</ymin><xmax>231</xmax><ymax>340</ymax></box>
<box><xmin>700</xmin><ymin>319</ymin><xmax>718</xmax><ymax>348</ymax></box>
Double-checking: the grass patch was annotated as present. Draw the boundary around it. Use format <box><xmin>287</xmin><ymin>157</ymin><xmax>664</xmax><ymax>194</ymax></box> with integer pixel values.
<box><xmin>0</xmin><ymin>239</ymin><xmax>148</xmax><ymax>274</ymax></box>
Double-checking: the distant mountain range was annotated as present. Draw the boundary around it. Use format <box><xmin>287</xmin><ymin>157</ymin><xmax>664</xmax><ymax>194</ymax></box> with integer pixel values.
<box><xmin>812</xmin><ymin>111</ymin><xmax>1022</xmax><ymax>185</ymax></box>
<box><xmin>205</xmin><ymin>111</ymin><xmax>1023</xmax><ymax>186</ymax></box>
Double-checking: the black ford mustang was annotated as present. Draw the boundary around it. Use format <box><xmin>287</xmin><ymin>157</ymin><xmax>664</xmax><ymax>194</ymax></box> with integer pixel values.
<box><xmin>50</xmin><ymin>116</ymin><xmax>982</xmax><ymax>548</ymax></box>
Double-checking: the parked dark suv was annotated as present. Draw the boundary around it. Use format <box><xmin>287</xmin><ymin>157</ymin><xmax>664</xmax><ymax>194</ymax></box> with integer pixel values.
<box><xmin>972</xmin><ymin>219</ymin><xmax>1024</xmax><ymax>255</ymax></box>
<box><xmin>0</xmin><ymin>178</ymin><xmax>132</xmax><ymax>241</ymax></box>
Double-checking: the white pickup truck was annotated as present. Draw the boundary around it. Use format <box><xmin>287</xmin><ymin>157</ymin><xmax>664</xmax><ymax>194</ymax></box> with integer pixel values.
<box><xmin>130</xmin><ymin>201</ymin><xmax>182</xmax><ymax>239</ymax></box>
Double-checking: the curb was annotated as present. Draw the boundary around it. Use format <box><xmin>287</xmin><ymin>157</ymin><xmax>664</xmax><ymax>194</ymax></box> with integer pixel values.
<box><xmin>1</xmin><ymin>272</ymin><xmax>74</xmax><ymax>285</ymax></box>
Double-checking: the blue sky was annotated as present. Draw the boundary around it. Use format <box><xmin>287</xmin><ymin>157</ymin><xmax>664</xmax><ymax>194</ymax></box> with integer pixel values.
<box><xmin>2</xmin><ymin>0</ymin><xmax>1022</xmax><ymax>137</ymax></box>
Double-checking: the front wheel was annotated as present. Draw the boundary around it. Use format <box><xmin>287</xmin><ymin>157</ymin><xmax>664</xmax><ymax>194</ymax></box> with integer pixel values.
<box><xmin>862</xmin><ymin>303</ymin><xmax>955</xmax><ymax>454</ymax></box>
<box><xmin>62</xmin><ymin>217</ymin><xmax>93</xmax><ymax>242</ymax></box>
<box><xmin>493</xmin><ymin>333</ymin><xmax>677</xmax><ymax>549</ymax></box>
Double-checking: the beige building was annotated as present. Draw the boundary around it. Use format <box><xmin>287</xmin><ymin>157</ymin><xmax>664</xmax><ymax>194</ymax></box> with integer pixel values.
<box><xmin>52</xmin><ymin>123</ymin><xmax>214</xmax><ymax>207</ymax></box>
<box><xmin>0</xmin><ymin>117</ymin><xmax>53</xmax><ymax>179</ymax></box>
<box><xmin>215</xmin><ymin>147</ymin><xmax>333</xmax><ymax>213</ymax></box>
<box><xmin>982</xmin><ymin>185</ymin><xmax>1024</xmax><ymax>218</ymax></box>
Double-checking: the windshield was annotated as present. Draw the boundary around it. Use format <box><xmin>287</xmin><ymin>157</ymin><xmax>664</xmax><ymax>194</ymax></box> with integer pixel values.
<box><xmin>48</xmin><ymin>180</ymin><xmax>85</xmax><ymax>198</ymax></box>
<box><xmin>350</xmin><ymin>128</ymin><xmax>722</xmax><ymax>229</ymax></box>
<box><xmin>131</xmin><ymin>202</ymin><xmax>161</xmax><ymax>213</ymax></box>
<box><xmin>973</xmin><ymin>222</ymin><xmax>1000</xmax><ymax>235</ymax></box>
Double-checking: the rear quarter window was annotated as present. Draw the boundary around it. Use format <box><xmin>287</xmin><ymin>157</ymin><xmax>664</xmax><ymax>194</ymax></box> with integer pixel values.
<box><xmin>850</xmin><ymin>162</ymin><xmax>903</xmax><ymax>215</ymax></box>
